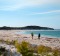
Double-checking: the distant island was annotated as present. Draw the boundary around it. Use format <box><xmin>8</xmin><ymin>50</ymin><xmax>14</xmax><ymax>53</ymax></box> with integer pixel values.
<box><xmin>0</xmin><ymin>26</ymin><xmax>54</xmax><ymax>30</ymax></box>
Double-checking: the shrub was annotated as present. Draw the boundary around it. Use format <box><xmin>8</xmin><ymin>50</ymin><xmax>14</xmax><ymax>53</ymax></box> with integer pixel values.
<box><xmin>0</xmin><ymin>47</ymin><xmax>6</xmax><ymax>55</ymax></box>
<box><xmin>15</xmin><ymin>41</ymin><xmax>33</xmax><ymax>56</ymax></box>
<box><xmin>37</xmin><ymin>45</ymin><xmax>52</xmax><ymax>56</ymax></box>
<box><xmin>53</xmin><ymin>49</ymin><xmax>60</xmax><ymax>56</ymax></box>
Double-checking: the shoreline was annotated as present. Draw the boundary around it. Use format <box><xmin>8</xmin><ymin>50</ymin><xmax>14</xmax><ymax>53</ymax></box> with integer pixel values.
<box><xmin>16</xmin><ymin>30</ymin><xmax>60</xmax><ymax>38</ymax></box>
<box><xmin>0</xmin><ymin>30</ymin><xmax>60</xmax><ymax>49</ymax></box>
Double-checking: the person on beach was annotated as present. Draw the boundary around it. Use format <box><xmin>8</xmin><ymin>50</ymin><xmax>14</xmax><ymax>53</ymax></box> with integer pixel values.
<box><xmin>31</xmin><ymin>33</ymin><xmax>34</xmax><ymax>39</ymax></box>
<box><xmin>38</xmin><ymin>33</ymin><xmax>40</xmax><ymax>39</ymax></box>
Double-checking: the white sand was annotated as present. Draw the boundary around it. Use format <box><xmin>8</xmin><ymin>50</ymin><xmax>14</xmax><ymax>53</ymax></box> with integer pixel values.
<box><xmin>0</xmin><ymin>30</ymin><xmax>60</xmax><ymax>49</ymax></box>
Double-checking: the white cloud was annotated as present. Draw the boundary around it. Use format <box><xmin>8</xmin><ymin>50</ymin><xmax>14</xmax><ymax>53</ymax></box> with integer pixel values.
<box><xmin>31</xmin><ymin>10</ymin><xmax>60</xmax><ymax>15</ymax></box>
<box><xmin>0</xmin><ymin>0</ymin><xmax>60</xmax><ymax>10</ymax></box>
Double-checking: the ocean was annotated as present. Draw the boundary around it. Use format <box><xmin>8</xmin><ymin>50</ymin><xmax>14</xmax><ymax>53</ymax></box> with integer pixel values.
<box><xmin>17</xmin><ymin>30</ymin><xmax>60</xmax><ymax>38</ymax></box>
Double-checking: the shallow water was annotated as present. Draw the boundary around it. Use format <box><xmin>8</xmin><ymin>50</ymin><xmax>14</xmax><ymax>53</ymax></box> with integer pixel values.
<box><xmin>17</xmin><ymin>30</ymin><xmax>60</xmax><ymax>38</ymax></box>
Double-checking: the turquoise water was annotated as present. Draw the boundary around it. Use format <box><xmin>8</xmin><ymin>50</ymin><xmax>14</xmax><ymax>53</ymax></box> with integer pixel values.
<box><xmin>18</xmin><ymin>30</ymin><xmax>60</xmax><ymax>38</ymax></box>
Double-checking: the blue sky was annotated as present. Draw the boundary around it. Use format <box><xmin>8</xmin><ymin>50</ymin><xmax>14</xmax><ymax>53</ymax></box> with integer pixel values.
<box><xmin>0</xmin><ymin>0</ymin><xmax>60</xmax><ymax>29</ymax></box>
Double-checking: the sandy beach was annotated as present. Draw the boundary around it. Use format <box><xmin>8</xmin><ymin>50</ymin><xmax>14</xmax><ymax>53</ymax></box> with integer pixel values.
<box><xmin>0</xmin><ymin>30</ymin><xmax>60</xmax><ymax>50</ymax></box>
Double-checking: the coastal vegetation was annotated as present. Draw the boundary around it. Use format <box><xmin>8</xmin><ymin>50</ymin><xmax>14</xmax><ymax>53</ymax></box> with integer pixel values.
<box><xmin>0</xmin><ymin>26</ymin><xmax>54</xmax><ymax>30</ymax></box>
<box><xmin>14</xmin><ymin>41</ymin><xmax>60</xmax><ymax>56</ymax></box>
<box><xmin>0</xmin><ymin>47</ymin><xmax>7</xmax><ymax>56</ymax></box>
<box><xmin>0</xmin><ymin>39</ymin><xmax>60</xmax><ymax>56</ymax></box>
<box><xmin>0</xmin><ymin>36</ymin><xmax>60</xmax><ymax>56</ymax></box>
<box><xmin>15</xmin><ymin>41</ymin><xmax>33</xmax><ymax>56</ymax></box>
